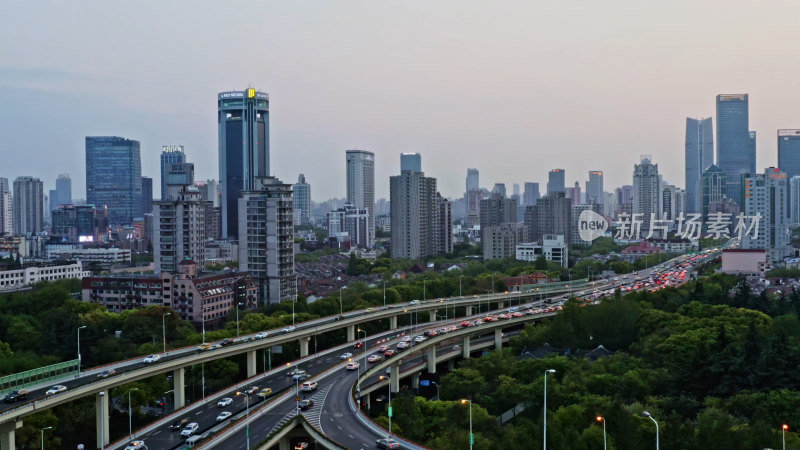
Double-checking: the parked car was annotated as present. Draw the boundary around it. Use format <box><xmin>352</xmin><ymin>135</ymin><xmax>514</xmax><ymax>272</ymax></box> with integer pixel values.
<box><xmin>179</xmin><ymin>422</ymin><xmax>199</xmax><ymax>437</ymax></box>
<box><xmin>217</xmin><ymin>397</ymin><xmax>233</xmax><ymax>407</ymax></box>
<box><xmin>45</xmin><ymin>385</ymin><xmax>67</xmax><ymax>395</ymax></box>
<box><xmin>299</xmin><ymin>399</ymin><xmax>314</xmax><ymax>411</ymax></box>
<box><xmin>143</xmin><ymin>354</ymin><xmax>161</xmax><ymax>364</ymax></box>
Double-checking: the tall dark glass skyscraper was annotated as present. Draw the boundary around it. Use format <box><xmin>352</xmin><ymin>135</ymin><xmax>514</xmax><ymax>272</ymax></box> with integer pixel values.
<box><xmin>86</xmin><ymin>136</ymin><xmax>142</xmax><ymax>225</ymax></box>
<box><xmin>778</xmin><ymin>129</ymin><xmax>800</xmax><ymax>217</ymax></box>
<box><xmin>218</xmin><ymin>89</ymin><xmax>270</xmax><ymax>239</ymax></box>
<box><xmin>685</xmin><ymin>117</ymin><xmax>714</xmax><ymax>214</ymax></box>
<box><xmin>716</xmin><ymin>94</ymin><xmax>755</xmax><ymax>206</ymax></box>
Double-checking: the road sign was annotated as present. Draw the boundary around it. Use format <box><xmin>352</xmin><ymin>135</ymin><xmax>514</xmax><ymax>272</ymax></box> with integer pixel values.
<box><xmin>470</xmin><ymin>433</ymin><xmax>474</xmax><ymax>445</ymax></box>
<box><xmin>296</xmin><ymin>396</ymin><xmax>300</xmax><ymax>402</ymax></box>
<box><xmin>419</xmin><ymin>379</ymin><xmax>430</xmax><ymax>387</ymax></box>
<box><xmin>388</xmin><ymin>406</ymin><xmax>393</xmax><ymax>417</ymax></box>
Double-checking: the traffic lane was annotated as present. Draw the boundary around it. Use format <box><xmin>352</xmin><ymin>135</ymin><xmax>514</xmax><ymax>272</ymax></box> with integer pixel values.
<box><xmin>321</xmin><ymin>370</ymin><xmax>382</xmax><ymax>450</ymax></box>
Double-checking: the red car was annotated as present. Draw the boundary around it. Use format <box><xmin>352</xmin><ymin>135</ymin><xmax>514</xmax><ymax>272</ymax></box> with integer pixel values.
<box><xmin>384</xmin><ymin>349</ymin><xmax>396</xmax><ymax>357</ymax></box>
<box><xmin>353</xmin><ymin>342</ymin><xmax>364</xmax><ymax>349</ymax></box>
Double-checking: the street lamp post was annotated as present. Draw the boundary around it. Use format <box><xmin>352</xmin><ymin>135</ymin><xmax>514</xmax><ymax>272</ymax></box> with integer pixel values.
<box><xmin>236</xmin><ymin>302</ymin><xmax>244</xmax><ymax>336</ymax></box>
<box><xmin>99</xmin><ymin>391</ymin><xmax>106</xmax><ymax>450</ymax></box>
<box><xmin>783</xmin><ymin>424</ymin><xmax>789</xmax><ymax>450</ymax></box>
<box><xmin>423</xmin><ymin>279</ymin><xmax>427</xmax><ymax>302</ymax></box>
<box><xmin>380</xmin><ymin>375</ymin><xmax>394</xmax><ymax>437</ymax></box>
<box><xmin>383</xmin><ymin>281</ymin><xmax>387</xmax><ymax>308</ymax></box>
<box><xmin>41</xmin><ymin>426</ymin><xmax>52</xmax><ymax>450</ymax></box>
<box><xmin>543</xmin><ymin>369</ymin><xmax>556</xmax><ymax>450</ymax></box>
<box><xmin>642</xmin><ymin>411</ymin><xmax>659</xmax><ymax>450</ymax></box>
<box><xmin>357</xmin><ymin>329</ymin><xmax>367</xmax><ymax>380</ymax></box>
<box><xmin>459</xmin><ymin>275</ymin><xmax>463</xmax><ymax>297</ymax></box>
<box><xmin>237</xmin><ymin>392</ymin><xmax>250</xmax><ymax>450</ymax></box>
<box><xmin>431</xmin><ymin>381</ymin><xmax>440</xmax><ymax>400</ymax></box>
<box><xmin>77</xmin><ymin>325</ymin><xmax>87</xmax><ymax>375</ymax></box>
<box><xmin>339</xmin><ymin>286</ymin><xmax>346</xmax><ymax>316</ymax></box>
<box><xmin>162</xmin><ymin>313</ymin><xmax>171</xmax><ymax>354</ymax></box>
<box><xmin>128</xmin><ymin>387</ymin><xmax>139</xmax><ymax>437</ymax></box>
<box><xmin>596</xmin><ymin>416</ymin><xmax>606</xmax><ymax>450</ymax></box>
<box><xmin>461</xmin><ymin>399</ymin><xmax>473</xmax><ymax>450</ymax></box>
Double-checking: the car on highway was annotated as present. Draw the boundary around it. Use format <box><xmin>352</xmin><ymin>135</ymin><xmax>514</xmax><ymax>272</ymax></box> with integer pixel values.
<box><xmin>299</xmin><ymin>399</ymin><xmax>314</xmax><ymax>411</ymax></box>
<box><xmin>293</xmin><ymin>372</ymin><xmax>309</xmax><ymax>381</ymax></box>
<box><xmin>3</xmin><ymin>389</ymin><xmax>29</xmax><ymax>403</ymax></box>
<box><xmin>345</xmin><ymin>362</ymin><xmax>360</xmax><ymax>370</ymax></box>
<box><xmin>377</xmin><ymin>345</ymin><xmax>390</xmax><ymax>352</ymax></box>
<box><xmin>257</xmin><ymin>388</ymin><xmax>273</xmax><ymax>398</ymax></box>
<box><xmin>97</xmin><ymin>369</ymin><xmax>116</xmax><ymax>378</ymax></box>
<box><xmin>220</xmin><ymin>338</ymin><xmax>233</xmax><ymax>346</ymax></box>
<box><xmin>197</xmin><ymin>344</ymin><xmax>212</xmax><ymax>351</ymax></box>
<box><xmin>217</xmin><ymin>397</ymin><xmax>233</xmax><ymax>407</ymax></box>
<box><xmin>353</xmin><ymin>341</ymin><xmax>364</xmax><ymax>349</ymax></box>
<box><xmin>216</xmin><ymin>411</ymin><xmax>232</xmax><ymax>422</ymax></box>
<box><xmin>124</xmin><ymin>441</ymin><xmax>147</xmax><ymax>450</ymax></box>
<box><xmin>245</xmin><ymin>385</ymin><xmax>260</xmax><ymax>395</ymax></box>
<box><xmin>383</xmin><ymin>349</ymin><xmax>396</xmax><ymax>358</ymax></box>
<box><xmin>143</xmin><ymin>354</ymin><xmax>161</xmax><ymax>363</ymax></box>
<box><xmin>287</xmin><ymin>367</ymin><xmax>306</xmax><ymax>377</ymax></box>
<box><xmin>282</xmin><ymin>326</ymin><xmax>296</xmax><ymax>333</ymax></box>
<box><xmin>376</xmin><ymin>437</ymin><xmax>401</xmax><ymax>449</ymax></box>
<box><xmin>255</xmin><ymin>331</ymin><xmax>269</xmax><ymax>339</ymax></box>
<box><xmin>180</xmin><ymin>422</ymin><xmax>199</xmax><ymax>437</ymax></box>
<box><xmin>409</xmin><ymin>300</ymin><xmax>420</xmax><ymax>305</ymax></box>
<box><xmin>45</xmin><ymin>385</ymin><xmax>67</xmax><ymax>395</ymax></box>
<box><xmin>170</xmin><ymin>417</ymin><xmax>190</xmax><ymax>430</ymax></box>
<box><xmin>368</xmin><ymin>354</ymin><xmax>383</xmax><ymax>363</ymax></box>
<box><xmin>340</xmin><ymin>352</ymin><xmax>353</xmax><ymax>360</ymax></box>
<box><xmin>300</xmin><ymin>381</ymin><xmax>318</xmax><ymax>392</ymax></box>
<box><xmin>396</xmin><ymin>341</ymin><xmax>410</xmax><ymax>350</ymax></box>
<box><xmin>413</xmin><ymin>336</ymin><xmax>426</xmax><ymax>343</ymax></box>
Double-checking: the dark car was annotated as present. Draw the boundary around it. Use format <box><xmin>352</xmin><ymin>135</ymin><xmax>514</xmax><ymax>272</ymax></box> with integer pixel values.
<box><xmin>353</xmin><ymin>342</ymin><xmax>364</xmax><ymax>349</ymax></box>
<box><xmin>3</xmin><ymin>389</ymin><xmax>29</xmax><ymax>403</ymax></box>
<box><xmin>383</xmin><ymin>349</ymin><xmax>396</xmax><ymax>358</ymax></box>
<box><xmin>299</xmin><ymin>399</ymin><xmax>314</xmax><ymax>410</ymax></box>
<box><xmin>169</xmin><ymin>417</ymin><xmax>189</xmax><ymax>431</ymax></box>
<box><xmin>220</xmin><ymin>338</ymin><xmax>232</xmax><ymax>346</ymax></box>
<box><xmin>97</xmin><ymin>369</ymin><xmax>117</xmax><ymax>378</ymax></box>
<box><xmin>376</xmin><ymin>438</ymin><xmax>401</xmax><ymax>449</ymax></box>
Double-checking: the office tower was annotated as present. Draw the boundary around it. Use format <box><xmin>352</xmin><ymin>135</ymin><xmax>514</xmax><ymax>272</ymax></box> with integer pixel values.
<box><xmin>54</xmin><ymin>173</ymin><xmax>72</xmax><ymax>208</ymax></box>
<box><xmin>86</xmin><ymin>136</ymin><xmax>142</xmax><ymax>225</ymax></box>
<box><xmin>141</xmin><ymin>176</ymin><xmax>153</xmax><ymax>214</ymax></box>
<box><xmin>390</xmin><ymin>167</ymin><xmax>452</xmax><ymax>259</ymax></box>
<box><xmin>153</xmin><ymin>185</ymin><xmax>209</xmax><ymax>273</ymax></box>
<box><xmin>512</xmin><ymin>183</ymin><xmax>520</xmax><ymax>197</ymax></box>
<box><xmin>466</xmin><ymin>169</ymin><xmax>479</xmax><ymax>191</ymax></box>
<box><xmin>0</xmin><ymin>178</ymin><xmax>11</xmax><ymax>235</ymax></box>
<box><xmin>48</xmin><ymin>189</ymin><xmax>58</xmax><ymax>217</ymax></box>
<box><xmin>219</xmin><ymin>89</ymin><xmax>270</xmax><ymax>239</ymax></box>
<box><xmin>523</xmin><ymin>182</ymin><xmax>540</xmax><ymax>207</ymax></box>
<box><xmin>566</xmin><ymin>181</ymin><xmax>581</xmax><ymax>205</ymax></box>
<box><xmin>346</xmin><ymin>150</ymin><xmax>375</xmax><ymax>248</ymax></box>
<box><xmin>238</xmin><ymin>177</ymin><xmax>295</xmax><ymax>305</ymax></box>
<box><xmin>742</xmin><ymin>168</ymin><xmax>790</xmax><ymax>261</ymax></box>
<box><xmin>293</xmin><ymin>174</ymin><xmax>311</xmax><ymax>225</ymax></box>
<box><xmin>778</xmin><ymin>129</ymin><xmax>800</xmax><ymax>217</ymax></box>
<box><xmin>685</xmin><ymin>118</ymin><xmax>714</xmax><ymax>214</ymax></box>
<box><xmin>492</xmin><ymin>183</ymin><xmax>507</xmax><ymax>198</ymax></box>
<box><xmin>633</xmin><ymin>156</ymin><xmax>661</xmax><ymax>233</ymax></box>
<box><xmin>480</xmin><ymin>194</ymin><xmax>517</xmax><ymax>245</ymax></box>
<box><xmin>791</xmin><ymin>177</ymin><xmax>800</xmax><ymax>224</ymax></box>
<box><xmin>52</xmin><ymin>204</ymin><xmax>100</xmax><ymax>242</ymax></box>
<box><xmin>547</xmin><ymin>169</ymin><xmax>565</xmax><ymax>195</ymax></box>
<box><xmin>400</xmin><ymin>153</ymin><xmax>422</xmax><ymax>173</ymax></box>
<box><xmin>160</xmin><ymin>145</ymin><xmax>186</xmax><ymax>200</ymax></box>
<box><xmin>483</xmin><ymin>224</ymin><xmax>526</xmax><ymax>260</ymax></box>
<box><xmin>327</xmin><ymin>203</ymin><xmax>369</xmax><ymax>247</ymax></box>
<box><xmin>701</xmin><ymin>165</ymin><xmax>726</xmax><ymax>218</ymax></box>
<box><xmin>661</xmin><ymin>185</ymin><xmax>685</xmax><ymax>221</ymax></box>
<box><xmin>524</xmin><ymin>192</ymin><xmax>572</xmax><ymax>243</ymax></box>
<box><xmin>164</xmin><ymin>163</ymin><xmax>195</xmax><ymax>200</ymax></box>
<box><xmin>586</xmin><ymin>171</ymin><xmax>604</xmax><ymax>205</ymax></box>
<box><xmin>717</xmin><ymin>94</ymin><xmax>756</xmax><ymax>206</ymax></box>
<box><xmin>12</xmin><ymin>176</ymin><xmax>44</xmax><ymax>235</ymax></box>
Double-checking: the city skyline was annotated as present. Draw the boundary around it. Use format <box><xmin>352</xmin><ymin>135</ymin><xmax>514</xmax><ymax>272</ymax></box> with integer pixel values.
<box><xmin>4</xmin><ymin>3</ymin><xmax>800</xmax><ymax>201</ymax></box>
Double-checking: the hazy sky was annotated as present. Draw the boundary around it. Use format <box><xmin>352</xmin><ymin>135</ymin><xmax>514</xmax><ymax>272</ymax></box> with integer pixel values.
<box><xmin>3</xmin><ymin>1</ymin><xmax>800</xmax><ymax>201</ymax></box>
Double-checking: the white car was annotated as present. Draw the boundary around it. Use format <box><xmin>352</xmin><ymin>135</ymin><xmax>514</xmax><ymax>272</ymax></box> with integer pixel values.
<box><xmin>180</xmin><ymin>422</ymin><xmax>199</xmax><ymax>437</ymax></box>
<box><xmin>143</xmin><ymin>354</ymin><xmax>161</xmax><ymax>364</ymax></box>
<box><xmin>409</xmin><ymin>300</ymin><xmax>420</xmax><ymax>305</ymax></box>
<box><xmin>255</xmin><ymin>332</ymin><xmax>269</xmax><ymax>339</ymax></box>
<box><xmin>300</xmin><ymin>381</ymin><xmax>318</xmax><ymax>392</ymax></box>
<box><xmin>217</xmin><ymin>397</ymin><xmax>233</xmax><ymax>407</ymax></box>
<box><xmin>345</xmin><ymin>362</ymin><xmax>359</xmax><ymax>370</ymax></box>
<box><xmin>216</xmin><ymin>411</ymin><xmax>232</xmax><ymax>422</ymax></box>
<box><xmin>45</xmin><ymin>385</ymin><xmax>67</xmax><ymax>395</ymax></box>
<box><xmin>367</xmin><ymin>354</ymin><xmax>383</xmax><ymax>363</ymax></box>
<box><xmin>124</xmin><ymin>441</ymin><xmax>147</xmax><ymax>450</ymax></box>
<box><xmin>282</xmin><ymin>326</ymin><xmax>296</xmax><ymax>333</ymax></box>
<box><xmin>340</xmin><ymin>352</ymin><xmax>353</xmax><ymax>360</ymax></box>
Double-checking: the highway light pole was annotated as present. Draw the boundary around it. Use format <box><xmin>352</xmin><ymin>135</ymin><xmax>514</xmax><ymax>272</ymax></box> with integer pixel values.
<box><xmin>77</xmin><ymin>325</ymin><xmax>87</xmax><ymax>375</ymax></box>
<box><xmin>339</xmin><ymin>286</ymin><xmax>346</xmax><ymax>316</ymax></box>
<box><xmin>596</xmin><ymin>416</ymin><xmax>606</xmax><ymax>450</ymax></box>
<box><xmin>380</xmin><ymin>375</ymin><xmax>393</xmax><ymax>437</ymax></box>
<box><xmin>642</xmin><ymin>411</ymin><xmax>659</xmax><ymax>450</ymax></box>
<box><xmin>357</xmin><ymin>329</ymin><xmax>367</xmax><ymax>380</ymax></box>
<box><xmin>383</xmin><ymin>280</ymin><xmax>387</xmax><ymax>308</ymax></box>
<box><xmin>40</xmin><ymin>426</ymin><xmax>52</xmax><ymax>450</ymax></box>
<box><xmin>236</xmin><ymin>302</ymin><xmax>243</xmax><ymax>336</ymax></box>
<box><xmin>423</xmin><ymin>279</ymin><xmax>427</xmax><ymax>302</ymax></box>
<box><xmin>128</xmin><ymin>387</ymin><xmax>139</xmax><ymax>437</ymax></box>
<box><xmin>293</xmin><ymin>278</ymin><xmax>297</xmax><ymax>327</ymax></box>
<box><xmin>543</xmin><ymin>369</ymin><xmax>556</xmax><ymax>450</ymax></box>
<box><xmin>162</xmin><ymin>313</ymin><xmax>171</xmax><ymax>354</ymax></box>
<box><xmin>783</xmin><ymin>424</ymin><xmax>789</xmax><ymax>450</ymax></box>
<box><xmin>237</xmin><ymin>392</ymin><xmax>250</xmax><ymax>450</ymax></box>
<box><xmin>460</xmin><ymin>399</ymin><xmax>473</xmax><ymax>450</ymax></box>
<box><xmin>431</xmin><ymin>381</ymin><xmax>440</xmax><ymax>400</ymax></box>
<box><xmin>99</xmin><ymin>391</ymin><xmax>106</xmax><ymax>450</ymax></box>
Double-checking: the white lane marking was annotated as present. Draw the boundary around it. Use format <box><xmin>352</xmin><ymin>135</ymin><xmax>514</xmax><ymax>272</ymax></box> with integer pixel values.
<box><xmin>348</xmin><ymin>434</ymin><xmax>354</xmax><ymax>438</ymax></box>
<box><xmin>337</xmin><ymin>425</ymin><xmax>342</xmax><ymax>430</ymax></box>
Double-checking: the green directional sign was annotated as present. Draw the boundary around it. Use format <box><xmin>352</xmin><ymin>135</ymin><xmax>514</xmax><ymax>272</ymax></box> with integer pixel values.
<box><xmin>388</xmin><ymin>406</ymin><xmax>393</xmax><ymax>417</ymax></box>
<box><xmin>470</xmin><ymin>433</ymin><xmax>474</xmax><ymax>445</ymax></box>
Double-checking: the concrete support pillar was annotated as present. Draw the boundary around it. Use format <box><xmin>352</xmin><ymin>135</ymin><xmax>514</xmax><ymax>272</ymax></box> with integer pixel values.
<box><xmin>246</xmin><ymin>350</ymin><xmax>257</xmax><ymax>378</ymax></box>
<box><xmin>347</xmin><ymin>325</ymin><xmax>355</xmax><ymax>342</ymax></box>
<box><xmin>279</xmin><ymin>436</ymin><xmax>291</xmax><ymax>450</ymax></box>
<box><xmin>0</xmin><ymin>420</ymin><xmax>21</xmax><ymax>450</ymax></box>
<box><xmin>390</xmin><ymin>361</ymin><xmax>400</xmax><ymax>392</ymax></box>
<box><xmin>448</xmin><ymin>359</ymin><xmax>455</xmax><ymax>370</ymax></box>
<box><xmin>462</xmin><ymin>335</ymin><xmax>471</xmax><ymax>359</ymax></box>
<box><xmin>299</xmin><ymin>336</ymin><xmax>311</xmax><ymax>357</ymax></box>
<box><xmin>498</xmin><ymin>301</ymin><xmax>505</xmax><ymax>309</ymax></box>
<box><xmin>389</xmin><ymin>315</ymin><xmax>398</xmax><ymax>329</ymax></box>
<box><xmin>173</xmin><ymin>367</ymin><xmax>186</xmax><ymax>409</ymax></box>
<box><xmin>428</xmin><ymin>309</ymin><xmax>437</xmax><ymax>323</ymax></box>
<box><xmin>465</xmin><ymin>305</ymin><xmax>473</xmax><ymax>316</ymax></box>
<box><xmin>411</xmin><ymin>372</ymin><xmax>420</xmax><ymax>388</ymax></box>
<box><xmin>494</xmin><ymin>328</ymin><xmax>503</xmax><ymax>350</ymax></box>
<box><xmin>96</xmin><ymin>390</ymin><xmax>110</xmax><ymax>449</ymax></box>
<box><xmin>427</xmin><ymin>346</ymin><xmax>437</xmax><ymax>374</ymax></box>
<box><xmin>363</xmin><ymin>392</ymin><xmax>371</xmax><ymax>410</ymax></box>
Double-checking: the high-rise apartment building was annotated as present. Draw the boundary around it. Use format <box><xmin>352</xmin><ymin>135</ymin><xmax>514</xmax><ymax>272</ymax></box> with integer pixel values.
<box><xmin>523</xmin><ymin>182</ymin><xmax>540</xmax><ymax>207</ymax></box>
<box><xmin>218</xmin><ymin>89</ymin><xmax>270</xmax><ymax>239</ymax></box>
<box><xmin>293</xmin><ymin>174</ymin><xmax>311</xmax><ymax>226</ymax></box>
<box><xmin>0</xmin><ymin>178</ymin><xmax>11</xmax><ymax>235</ymax></box>
<box><xmin>480</xmin><ymin>194</ymin><xmax>517</xmax><ymax>246</ymax></box>
<box><xmin>400</xmin><ymin>153</ymin><xmax>422</xmax><ymax>173</ymax></box>
<box><xmin>466</xmin><ymin>169</ymin><xmax>479</xmax><ymax>192</ymax></box>
<box><xmin>390</xmin><ymin>165</ymin><xmax>452</xmax><ymax>259</ymax></box>
<box><xmin>717</xmin><ymin>94</ymin><xmax>756</xmax><ymax>206</ymax></box>
<box><xmin>86</xmin><ymin>136</ymin><xmax>142</xmax><ymax>225</ymax></box>
<box><xmin>566</xmin><ymin>181</ymin><xmax>581</xmax><ymax>205</ymax></box>
<box><xmin>685</xmin><ymin>118</ymin><xmax>714</xmax><ymax>214</ymax></box>
<box><xmin>524</xmin><ymin>192</ymin><xmax>571</xmax><ymax>243</ymax></box>
<box><xmin>327</xmin><ymin>203</ymin><xmax>370</xmax><ymax>248</ymax></box>
<box><xmin>701</xmin><ymin>165</ymin><xmax>726</xmax><ymax>218</ymax></box>
<box><xmin>141</xmin><ymin>176</ymin><xmax>153</xmax><ymax>215</ymax></box>
<box><xmin>586</xmin><ymin>171</ymin><xmax>604</xmax><ymax>205</ymax></box>
<box><xmin>661</xmin><ymin>185</ymin><xmax>685</xmax><ymax>222</ymax></box>
<box><xmin>238</xmin><ymin>177</ymin><xmax>295</xmax><ymax>305</ymax></box>
<box><xmin>153</xmin><ymin>185</ymin><xmax>210</xmax><ymax>273</ymax></box>
<box><xmin>742</xmin><ymin>168</ymin><xmax>790</xmax><ymax>261</ymax></box>
<box><xmin>571</xmin><ymin>202</ymin><xmax>602</xmax><ymax>245</ymax></box>
<box><xmin>346</xmin><ymin>150</ymin><xmax>375</xmax><ymax>248</ymax></box>
<box><xmin>52</xmin><ymin>204</ymin><xmax>102</xmax><ymax>242</ymax></box>
<box><xmin>194</xmin><ymin>179</ymin><xmax>220</xmax><ymax>207</ymax></box>
<box><xmin>547</xmin><ymin>169</ymin><xmax>565</xmax><ymax>195</ymax></box>
<box><xmin>633</xmin><ymin>156</ymin><xmax>661</xmax><ymax>234</ymax></box>
<box><xmin>483</xmin><ymin>224</ymin><xmax>526</xmax><ymax>260</ymax></box>
<box><xmin>13</xmin><ymin>176</ymin><xmax>44</xmax><ymax>235</ymax></box>
<box><xmin>160</xmin><ymin>145</ymin><xmax>185</xmax><ymax>200</ymax></box>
